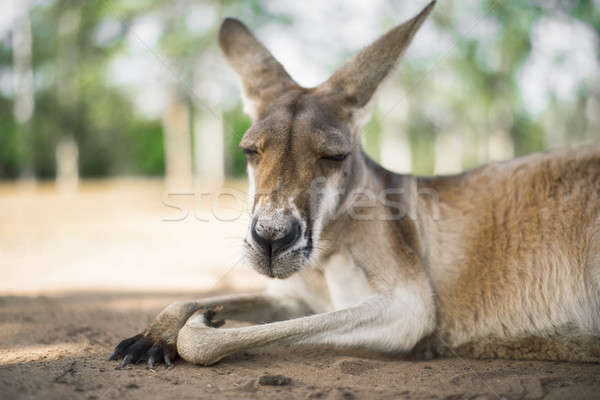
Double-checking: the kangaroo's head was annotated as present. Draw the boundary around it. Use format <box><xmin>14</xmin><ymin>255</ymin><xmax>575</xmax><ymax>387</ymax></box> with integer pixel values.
<box><xmin>219</xmin><ymin>2</ymin><xmax>434</xmax><ymax>279</ymax></box>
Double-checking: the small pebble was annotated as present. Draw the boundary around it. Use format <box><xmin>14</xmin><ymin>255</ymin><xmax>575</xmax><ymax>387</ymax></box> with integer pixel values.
<box><xmin>258</xmin><ymin>374</ymin><xmax>292</xmax><ymax>386</ymax></box>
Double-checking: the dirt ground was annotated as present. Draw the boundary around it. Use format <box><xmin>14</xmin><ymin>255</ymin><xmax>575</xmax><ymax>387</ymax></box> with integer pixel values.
<box><xmin>1</xmin><ymin>291</ymin><xmax>599</xmax><ymax>400</ymax></box>
<box><xmin>1</xmin><ymin>180</ymin><xmax>599</xmax><ymax>399</ymax></box>
<box><xmin>0</xmin><ymin>292</ymin><xmax>600</xmax><ymax>400</ymax></box>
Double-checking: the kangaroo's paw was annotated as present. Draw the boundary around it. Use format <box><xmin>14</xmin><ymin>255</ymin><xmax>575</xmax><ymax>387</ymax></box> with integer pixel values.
<box><xmin>107</xmin><ymin>332</ymin><xmax>177</xmax><ymax>369</ymax></box>
<box><xmin>108</xmin><ymin>304</ymin><xmax>225</xmax><ymax>369</ymax></box>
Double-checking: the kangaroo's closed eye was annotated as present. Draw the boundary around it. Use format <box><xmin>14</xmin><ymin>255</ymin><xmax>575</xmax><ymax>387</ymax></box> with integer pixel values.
<box><xmin>321</xmin><ymin>153</ymin><xmax>349</xmax><ymax>162</ymax></box>
<box><xmin>242</xmin><ymin>148</ymin><xmax>259</xmax><ymax>156</ymax></box>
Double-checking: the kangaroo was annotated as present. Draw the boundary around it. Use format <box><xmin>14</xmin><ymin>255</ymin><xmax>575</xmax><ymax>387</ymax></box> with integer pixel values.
<box><xmin>109</xmin><ymin>1</ymin><xmax>600</xmax><ymax>368</ymax></box>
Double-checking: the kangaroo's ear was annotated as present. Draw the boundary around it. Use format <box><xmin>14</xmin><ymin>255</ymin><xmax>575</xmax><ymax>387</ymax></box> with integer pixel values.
<box><xmin>318</xmin><ymin>1</ymin><xmax>435</xmax><ymax>113</ymax></box>
<box><xmin>219</xmin><ymin>18</ymin><xmax>299</xmax><ymax>119</ymax></box>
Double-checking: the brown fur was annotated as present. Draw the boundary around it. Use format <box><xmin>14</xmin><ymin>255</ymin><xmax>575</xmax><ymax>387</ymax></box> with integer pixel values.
<box><xmin>413</xmin><ymin>147</ymin><xmax>600</xmax><ymax>360</ymax></box>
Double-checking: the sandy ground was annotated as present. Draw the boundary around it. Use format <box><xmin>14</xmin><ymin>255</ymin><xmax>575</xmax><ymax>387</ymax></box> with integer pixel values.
<box><xmin>0</xmin><ymin>179</ymin><xmax>267</xmax><ymax>294</ymax></box>
<box><xmin>1</xmin><ymin>180</ymin><xmax>599</xmax><ymax>399</ymax></box>
<box><xmin>2</xmin><ymin>291</ymin><xmax>600</xmax><ymax>400</ymax></box>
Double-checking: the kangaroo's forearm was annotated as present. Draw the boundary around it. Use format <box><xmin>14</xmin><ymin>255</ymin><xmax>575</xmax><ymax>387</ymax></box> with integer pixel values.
<box><xmin>155</xmin><ymin>293</ymin><xmax>313</xmax><ymax>330</ymax></box>
<box><xmin>177</xmin><ymin>287</ymin><xmax>436</xmax><ymax>365</ymax></box>
<box><xmin>176</xmin><ymin>304</ymin><xmax>373</xmax><ymax>365</ymax></box>
<box><xmin>196</xmin><ymin>293</ymin><xmax>313</xmax><ymax>323</ymax></box>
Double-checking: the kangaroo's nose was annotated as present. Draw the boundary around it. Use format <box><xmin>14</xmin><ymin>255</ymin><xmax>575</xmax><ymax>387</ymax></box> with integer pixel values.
<box><xmin>251</xmin><ymin>217</ymin><xmax>302</xmax><ymax>257</ymax></box>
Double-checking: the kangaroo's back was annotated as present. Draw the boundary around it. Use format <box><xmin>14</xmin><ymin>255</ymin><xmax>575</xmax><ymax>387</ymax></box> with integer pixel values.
<box><xmin>421</xmin><ymin>146</ymin><xmax>600</xmax><ymax>359</ymax></box>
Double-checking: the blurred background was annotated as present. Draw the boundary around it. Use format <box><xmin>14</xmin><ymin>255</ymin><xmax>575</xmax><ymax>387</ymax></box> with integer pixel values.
<box><xmin>0</xmin><ymin>0</ymin><xmax>599</xmax><ymax>294</ymax></box>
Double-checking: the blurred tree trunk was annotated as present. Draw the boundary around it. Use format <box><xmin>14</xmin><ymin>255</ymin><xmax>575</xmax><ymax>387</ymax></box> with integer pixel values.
<box><xmin>585</xmin><ymin>96</ymin><xmax>600</xmax><ymax>142</ymax></box>
<box><xmin>56</xmin><ymin>6</ymin><xmax>81</xmax><ymax>193</ymax></box>
<box><xmin>434</xmin><ymin>129</ymin><xmax>463</xmax><ymax>174</ymax></box>
<box><xmin>12</xmin><ymin>11</ymin><xmax>35</xmax><ymax>186</ymax></box>
<box><xmin>192</xmin><ymin>47</ymin><xmax>224</xmax><ymax>188</ymax></box>
<box><xmin>487</xmin><ymin>106</ymin><xmax>515</xmax><ymax>162</ymax></box>
<box><xmin>378</xmin><ymin>86</ymin><xmax>411</xmax><ymax>173</ymax></box>
<box><xmin>544</xmin><ymin>111</ymin><xmax>567</xmax><ymax>150</ymax></box>
<box><xmin>194</xmin><ymin>112</ymin><xmax>224</xmax><ymax>187</ymax></box>
<box><xmin>162</xmin><ymin>84</ymin><xmax>193</xmax><ymax>191</ymax></box>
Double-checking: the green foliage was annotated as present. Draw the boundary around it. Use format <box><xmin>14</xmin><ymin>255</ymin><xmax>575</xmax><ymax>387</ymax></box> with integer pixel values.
<box><xmin>1</xmin><ymin>0</ymin><xmax>598</xmax><ymax>180</ymax></box>
<box><xmin>511</xmin><ymin>112</ymin><xmax>545</xmax><ymax>156</ymax></box>
<box><xmin>0</xmin><ymin>98</ymin><xmax>22</xmax><ymax>178</ymax></box>
<box><xmin>223</xmin><ymin>103</ymin><xmax>251</xmax><ymax>177</ymax></box>
<box><xmin>0</xmin><ymin>0</ymin><xmax>166</xmax><ymax>179</ymax></box>
<box><xmin>361</xmin><ymin>111</ymin><xmax>382</xmax><ymax>163</ymax></box>
<box><xmin>408</xmin><ymin>114</ymin><xmax>436</xmax><ymax>175</ymax></box>
<box><xmin>125</xmin><ymin>121</ymin><xmax>165</xmax><ymax>175</ymax></box>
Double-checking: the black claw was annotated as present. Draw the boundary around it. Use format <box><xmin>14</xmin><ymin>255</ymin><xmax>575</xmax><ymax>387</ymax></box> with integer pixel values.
<box><xmin>203</xmin><ymin>309</ymin><xmax>226</xmax><ymax>328</ymax></box>
<box><xmin>109</xmin><ymin>334</ymin><xmax>143</xmax><ymax>361</ymax></box>
<box><xmin>212</xmin><ymin>319</ymin><xmax>226</xmax><ymax>328</ymax></box>
<box><xmin>125</xmin><ymin>338</ymin><xmax>153</xmax><ymax>364</ymax></box>
<box><xmin>109</xmin><ymin>333</ymin><xmax>177</xmax><ymax>370</ymax></box>
<box><xmin>120</xmin><ymin>354</ymin><xmax>133</xmax><ymax>369</ymax></box>
<box><xmin>147</xmin><ymin>345</ymin><xmax>163</xmax><ymax>369</ymax></box>
<box><xmin>107</xmin><ymin>350</ymin><xmax>119</xmax><ymax>361</ymax></box>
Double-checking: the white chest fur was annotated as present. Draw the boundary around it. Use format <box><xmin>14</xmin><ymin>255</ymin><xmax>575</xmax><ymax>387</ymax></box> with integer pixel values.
<box><xmin>323</xmin><ymin>250</ymin><xmax>377</xmax><ymax>310</ymax></box>
<box><xmin>265</xmin><ymin>249</ymin><xmax>378</xmax><ymax>313</ymax></box>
